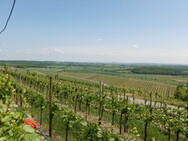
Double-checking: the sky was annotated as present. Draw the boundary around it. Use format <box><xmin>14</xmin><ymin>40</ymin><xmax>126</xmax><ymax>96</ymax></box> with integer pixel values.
<box><xmin>0</xmin><ymin>0</ymin><xmax>188</xmax><ymax>64</ymax></box>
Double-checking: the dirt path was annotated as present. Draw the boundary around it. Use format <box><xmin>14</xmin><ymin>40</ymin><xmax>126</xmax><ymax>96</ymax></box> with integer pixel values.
<box><xmin>127</xmin><ymin>97</ymin><xmax>185</xmax><ymax>110</ymax></box>
<box><xmin>81</xmin><ymin>73</ymin><xmax>97</xmax><ymax>79</ymax></box>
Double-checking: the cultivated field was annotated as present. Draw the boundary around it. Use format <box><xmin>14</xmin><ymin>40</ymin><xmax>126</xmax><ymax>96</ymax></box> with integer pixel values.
<box><xmin>31</xmin><ymin>68</ymin><xmax>177</xmax><ymax>96</ymax></box>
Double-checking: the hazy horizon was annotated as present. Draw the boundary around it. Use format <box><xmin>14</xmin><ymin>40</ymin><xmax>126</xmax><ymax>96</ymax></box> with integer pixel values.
<box><xmin>0</xmin><ymin>59</ymin><xmax>188</xmax><ymax>66</ymax></box>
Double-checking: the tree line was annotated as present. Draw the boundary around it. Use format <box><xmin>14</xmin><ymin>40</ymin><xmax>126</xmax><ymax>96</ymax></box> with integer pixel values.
<box><xmin>132</xmin><ymin>66</ymin><xmax>187</xmax><ymax>76</ymax></box>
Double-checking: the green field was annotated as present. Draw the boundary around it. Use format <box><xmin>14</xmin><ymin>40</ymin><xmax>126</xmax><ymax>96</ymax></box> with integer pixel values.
<box><xmin>28</xmin><ymin>68</ymin><xmax>178</xmax><ymax>97</ymax></box>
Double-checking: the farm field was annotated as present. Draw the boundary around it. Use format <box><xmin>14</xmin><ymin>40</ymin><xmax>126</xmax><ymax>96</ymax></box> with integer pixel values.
<box><xmin>30</xmin><ymin>68</ymin><xmax>177</xmax><ymax>96</ymax></box>
<box><xmin>25</xmin><ymin>66</ymin><xmax>188</xmax><ymax>107</ymax></box>
<box><xmin>84</xmin><ymin>74</ymin><xmax>176</xmax><ymax>96</ymax></box>
<box><xmin>29</xmin><ymin>66</ymin><xmax>188</xmax><ymax>85</ymax></box>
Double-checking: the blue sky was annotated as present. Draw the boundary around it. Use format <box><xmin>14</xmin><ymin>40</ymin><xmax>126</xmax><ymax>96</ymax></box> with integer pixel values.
<box><xmin>0</xmin><ymin>0</ymin><xmax>188</xmax><ymax>64</ymax></box>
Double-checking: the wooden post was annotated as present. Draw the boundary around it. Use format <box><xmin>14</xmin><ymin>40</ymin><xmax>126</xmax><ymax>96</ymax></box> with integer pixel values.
<box><xmin>74</xmin><ymin>94</ymin><xmax>78</xmax><ymax>113</ymax></box>
<box><xmin>20</xmin><ymin>92</ymin><xmax>22</xmax><ymax>108</ymax></box>
<box><xmin>36</xmin><ymin>72</ymin><xmax>38</xmax><ymax>81</ymax></box>
<box><xmin>120</xmin><ymin>112</ymin><xmax>123</xmax><ymax>134</ymax></box>
<box><xmin>149</xmin><ymin>92</ymin><xmax>152</xmax><ymax>114</ymax></box>
<box><xmin>46</xmin><ymin>85</ymin><xmax>49</xmax><ymax>99</ymax></box>
<box><xmin>56</xmin><ymin>72</ymin><xmax>59</xmax><ymax>79</ymax></box>
<box><xmin>126</xmin><ymin>96</ymin><xmax>129</xmax><ymax>105</ymax></box>
<box><xmin>144</xmin><ymin>91</ymin><xmax>147</xmax><ymax>106</ymax></box>
<box><xmin>144</xmin><ymin>121</ymin><xmax>148</xmax><ymax>141</ymax></box>
<box><xmin>40</xmin><ymin>106</ymin><xmax>43</xmax><ymax>126</ymax></box>
<box><xmin>168</xmin><ymin>128</ymin><xmax>171</xmax><ymax>141</ymax></box>
<box><xmin>65</xmin><ymin>123</ymin><xmax>69</xmax><ymax>141</ymax></box>
<box><xmin>19</xmin><ymin>73</ymin><xmax>21</xmax><ymax>85</ymax></box>
<box><xmin>98</xmin><ymin>81</ymin><xmax>102</xmax><ymax>125</ymax></box>
<box><xmin>124</xmin><ymin>115</ymin><xmax>128</xmax><ymax>133</ymax></box>
<box><xmin>123</xmin><ymin>88</ymin><xmax>126</xmax><ymax>104</ymax></box>
<box><xmin>132</xmin><ymin>90</ymin><xmax>135</xmax><ymax>105</ymax></box>
<box><xmin>186</xmin><ymin>99</ymin><xmax>188</xmax><ymax>138</ymax></box>
<box><xmin>167</xmin><ymin>88</ymin><xmax>170</xmax><ymax>99</ymax></box>
<box><xmin>49</xmin><ymin>76</ymin><xmax>53</xmax><ymax>138</ymax></box>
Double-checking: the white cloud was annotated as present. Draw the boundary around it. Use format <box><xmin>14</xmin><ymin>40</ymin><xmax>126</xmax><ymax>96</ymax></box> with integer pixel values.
<box><xmin>54</xmin><ymin>49</ymin><xmax>65</xmax><ymax>54</ymax></box>
<box><xmin>96</xmin><ymin>38</ymin><xmax>103</xmax><ymax>42</ymax></box>
<box><xmin>0</xmin><ymin>49</ymin><xmax>2</xmax><ymax>52</ymax></box>
<box><xmin>133</xmin><ymin>44</ymin><xmax>139</xmax><ymax>48</ymax></box>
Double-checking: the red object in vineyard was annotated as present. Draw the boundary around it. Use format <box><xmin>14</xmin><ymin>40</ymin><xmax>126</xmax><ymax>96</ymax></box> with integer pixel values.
<box><xmin>24</xmin><ymin>118</ymin><xmax>39</xmax><ymax>129</ymax></box>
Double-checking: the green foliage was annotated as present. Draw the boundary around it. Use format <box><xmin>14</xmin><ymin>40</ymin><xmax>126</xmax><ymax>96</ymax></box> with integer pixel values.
<box><xmin>0</xmin><ymin>105</ymin><xmax>40</xmax><ymax>141</ymax></box>
<box><xmin>79</xmin><ymin>122</ymin><xmax>124</xmax><ymax>141</ymax></box>
<box><xmin>0</xmin><ymin>74</ymin><xmax>41</xmax><ymax>141</ymax></box>
<box><xmin>35</xmin><ymin>94</ymin><xmax>47</xmax><ymax>109</ymax></box>
<box><xmin>61</xmin><ymin>108</ymin><xmax>81</xmax><ymax>128</ymax></box>
<box><xmin>78</xmin><ymin>122</ymin><xmax>103</xmax><ymax>141</ymax></box>
<box><xmin>102</xmin><ymin>131</ymin><xmax>124</xmax><ymax>141</ymax></box>
<box><xmin>128</xmin><ymin>127</ymin><xmax>140</xmax><ymax>141</ymax></box>
<box><xmin>0</xmin><ymin>74</ymin><xmax>15</xmax><ymax>103</ymax></box>
<box><xmin>132</xmin><ymin>66</ymin><xmax>187</xmax><ymax>76</ymax></box>
<box><xmin>174</xmin><ymin>85</ymin><xmax>188</xmax><ymax>101</ymax></box>
<box><xmin>51</xmin><ymin>99</ymin><xmax>61</xmax><ymax>115</ymax></box>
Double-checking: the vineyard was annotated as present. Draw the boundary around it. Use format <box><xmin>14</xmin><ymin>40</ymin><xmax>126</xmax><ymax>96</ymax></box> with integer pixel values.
<box><xmin>85</xmin><ymin>74</ymin><xmax>177</xmax><ymax>96</ymax></box>
<box><xmin>29</xmin><ymin>69</ymin><xmax>177</xmax><ymax>97</ymax></box>
<box><xmin>0</xmin><ymin>74</ymin><xmax>43</xmax><ymax>141</ymax></box>
<box><xmin>0</xmin><ymin>66</ymin><xmax>188</xmax><ymax>141</ymax></box>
